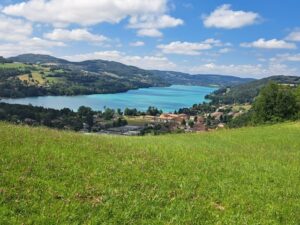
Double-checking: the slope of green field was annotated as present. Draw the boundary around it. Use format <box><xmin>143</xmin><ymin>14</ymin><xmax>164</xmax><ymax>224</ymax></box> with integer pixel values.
<box><xmin>0</xmin><ymin>122</ymin><xmax>300</xmax><ymax>224</ymax></box>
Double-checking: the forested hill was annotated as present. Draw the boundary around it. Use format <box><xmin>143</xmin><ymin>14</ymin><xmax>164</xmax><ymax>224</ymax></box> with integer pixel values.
<box><xmin>9</xmin><ymin>54</ymin><xmax>69</xmax><ymax>64</ymax></box>
<box><xmin>9</xmin><ymin>54</ymin><xmax>254</xmax><ymax>86</ymax></box>
<box><xmin>0</xmin><ymin>54</ymin><xmax>168</xmax><ymax>98</ymax></box>
<box><xmin>0</xmin><ymin>54</ymin><xmax>253</xmax><ymax>98</ymax></box>
<box><xmin>151</xmin><ymin>70</ymin><xmax>254</xmax><ymax>87</ymax></box>
<box><xmin>207</xmin><ymin>75</ymin><xmax>300</xmax><ymax>104</ymax></box>
<box><xmin>0</xmin><ymin>56</ymin><xmax>12</xmax><ymax>64</ymax></box>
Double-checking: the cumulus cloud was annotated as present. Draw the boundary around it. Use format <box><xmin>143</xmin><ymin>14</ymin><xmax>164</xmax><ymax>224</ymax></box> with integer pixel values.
<box><xmin>128</xmin><ymin>14</ymin><xmax>183</xmax><ymax>37</ymax></box>
<box><xmin>137</xmin><ymin>29</ymin><xmax>163</xmax><ymax>37</ymax></box>
<box><xmin>0</xmin><ymin>14</ymin><xmax>32</xmax><ymax>41</ymax></box>
<box><xmin>2</xmin><ymin>0</ymin><xmax>182</xmax><ymax>37</ymax></box>
<box><xmin>158</xmin><ymin>42</ymin><xmax>210</xmax><ymax>55</ymax></box>
<box><xmin>189</xmin><ymin>63</ymin><xmax>297</xmax><ymax>78</ymax></box>
<box><xmin>284</xmin><ymin>54</ymin><xmax>300</xmax><ymax>62</ymax></box>
<box><xmin>241</xmin><ymin>38</ymin><xmax>297</xmax><ymax>49</ymax></box>
<box><xmin>44</xmin><ymin>29</ymin><xmax>108</xmax><ymax>42</ymax></box>
<box><xmin>157</xmin><ymin>39</ymin><xmax>223</xmax><ymax>55</ymax></box>
<box><xmin>203</xmin><ymin>4</ymin><xmax>260</xmax><ymax>29</ymax></box>
<box><xmin>2</xmin><ymin>0</ymin><xmax>164</xmax><ymax>25</ymax></box>
<box><xmin>219</xmin><ymin>48</ymin><xmax>232</xmax><ymax>53</ymax></box>
<box><xmin>130</xmin><ymin>41</ymin><xmax>145</xmax><ymax>47</ymax></box>
<box><xmin>63</xmin><ymin>51</ymin><xmax>176</xmax><ymax>70</ymax></box>
<box><xmin>270</xmin><ymin>53</ymin><xmax>300</xmax><ymax>62</ymax></box>
<box><xmin>0</xmin><ymin>37</ymin><xmax>65</xmax><ymax>57</ymax></box>
<box><xmin>286</xmin><ymin>31</ymin><xmax>300</xmax><ymax>42</ymax></box>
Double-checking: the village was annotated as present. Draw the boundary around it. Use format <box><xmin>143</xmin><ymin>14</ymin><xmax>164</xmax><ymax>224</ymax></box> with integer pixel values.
<box><xmin>6</xmin><ymin>101</ymin><xmax>250</xmax><ymax>136</ymax></box>
<box><xmin>94</xmin><ymin>104</ymin><xmax>250</xmax><ymax>135</ymax></box>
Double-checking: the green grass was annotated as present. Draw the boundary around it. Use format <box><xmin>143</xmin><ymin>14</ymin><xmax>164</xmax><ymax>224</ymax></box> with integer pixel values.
<box><xmin>0</xmin><ymin>63</ymin><xmax>27</xmax><ymax>69</ymax></box>
<box><xmin>125</xmin><ymin>116</ymin><xmax>154</xmax><ymax>126</ymax></box>
<box><xmin>18</xmin><ymin>72</ymin><xmax>46</xmax><ymax>85</ymax></box>
<box><xmin>45</xmin><ymin>76</ymin><xmax>65</xmax><ymax>84</ymax></box>
<box><xmin>0</xmin><ymin>122</ymin><xmax>300</xmax><ymax>224</ymax></box>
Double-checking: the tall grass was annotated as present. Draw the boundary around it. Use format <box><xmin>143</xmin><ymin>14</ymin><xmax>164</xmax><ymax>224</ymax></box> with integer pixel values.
<box><xmin>0</xmin><ymin>122</ymin><xmax>300</xmax><ymax>224</ymax></box>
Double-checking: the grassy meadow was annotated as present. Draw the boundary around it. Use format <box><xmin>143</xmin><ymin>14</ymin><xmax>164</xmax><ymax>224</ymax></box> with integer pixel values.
<box><xmin>0</xmin><ymin>62</ymin><xmax>62</xmax><ymax>86</ymax></box>
<box><xmin>0</xmin><ymin>122</ymin><xmax>300</xmax><ymax>224</ymax></box>
<box><xmin>0</xmin><ymin>63</ymin><xmax>28</xmax><ymax>69</ymax></box>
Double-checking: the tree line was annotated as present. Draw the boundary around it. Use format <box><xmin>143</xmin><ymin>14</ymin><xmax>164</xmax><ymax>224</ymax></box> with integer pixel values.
<box><xmin>0</xmin><ymin>103</ymin><xmax>164</xmax><ymax>132</ymax></box>
<box><xmin>0</xmin><ymin>103</ymin><xmax>127</xmax><ymax>132</ymax></box>
<box><xmin>229</xmin><ymin>82</ymin><xmax>300</xmax><ymax>127</ymax></box>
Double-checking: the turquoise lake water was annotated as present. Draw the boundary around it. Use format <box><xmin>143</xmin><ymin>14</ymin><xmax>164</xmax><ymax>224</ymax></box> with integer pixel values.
<box><xmin>1</xmin><ymin>85</ymin><xmax>217</xmax><ymax>112</ymax></box>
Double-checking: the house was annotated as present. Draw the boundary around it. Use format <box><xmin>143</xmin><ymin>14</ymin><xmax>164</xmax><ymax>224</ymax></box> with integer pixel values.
<box><xmin>210</xmin><ymin>112</ymin><xmax>224</xmax><ymax>120</ymax></box>
<box><xmin>158</xmin><ymin>113</ymin><xmax>188</xmax><ymax>124</ymax></box>
<box><xmin>41</xmin><ymin>63</ymin><xmax>59</xmax><ymax>66</ymax></box>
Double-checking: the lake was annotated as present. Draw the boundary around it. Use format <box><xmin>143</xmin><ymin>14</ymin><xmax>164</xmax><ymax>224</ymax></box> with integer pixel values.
<box><xmin>1</xmin><ymin>85</ymin><xmax>217</xmax><ymax>112</ymax></box>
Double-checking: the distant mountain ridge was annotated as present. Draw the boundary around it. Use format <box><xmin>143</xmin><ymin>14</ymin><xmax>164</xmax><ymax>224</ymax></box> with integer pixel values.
<box><xmin>1</xmin><ymin>54</ymin><xmax>299</xmax><ymax>101</ymax></box>
<box><xmin>8</xmin><ymin>54</ymin><xmax>255</xmax><ymax>87</ymax></box>
<box><xmin>2</xmin><ymin>54</ymin><xmax>168</xmax><ymax>98</ymax></box>
<box><xmin>150</xmin><ymin>70</ymin><xmax>254</xmax><ymax>87</ymax></box>
<box><xmin>9</xmin><ymin>54</ymin><xmax>69</xmax><ymax>65</ymax></box>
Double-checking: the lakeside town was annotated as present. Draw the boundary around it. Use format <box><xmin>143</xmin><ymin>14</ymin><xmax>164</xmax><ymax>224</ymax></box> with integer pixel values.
<box><xmin>83</xmin><ymin>104</ymin><xmax>251</xmax><ymax>135</ymax></box>
<box><xmin>0</xmin><ymin>101</ymin><xmax>250</xmax><ymax>136</ymax></box>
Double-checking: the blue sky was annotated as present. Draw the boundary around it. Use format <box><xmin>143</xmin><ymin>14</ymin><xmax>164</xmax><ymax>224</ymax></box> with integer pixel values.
<box><xmin>0</xmin><ymin>0</ymin><xmax>300</xmax><ymax>78</ymax></box>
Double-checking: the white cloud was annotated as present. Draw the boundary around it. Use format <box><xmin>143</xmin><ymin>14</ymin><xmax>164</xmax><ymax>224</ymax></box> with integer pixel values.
<box><xmin>189</xmin><ymin>63</ymin><xmax>297</xmax><ymax>78</ymax></box>
<box><xmin>203</xmin><ymin>4</ymin><xmax>260</xmax><ymax>29</ymax></box>
<box><xmin>0</xmin><ymin>14</ymin><xmax>32</xmax><ymax>41</ymax></box>
<box><xmin>285</xmin><ymin>54</ymin><xmax>300</xmax><ymax>62</ymax></box>
<box><xmin>286</xmin><ymin>31</ymin><xmax>300</xmax><ymax>42</ymax></box>
<box><xmin>63</xmin><ymin>51</ymin><xmax>176</xmax><ymax>70</ymax></box>
<box><xmin>271</xmin><ymin>53</ymin><xmax>300</xmax><ymax>62</ymax></box>
<box><xmin>241</xmin><ymin>38</ymin><xmax>297</xmax><ymax>49</ymax></box>
<box><xmin>65</xmin><ymin>51</ymin><xmax>122</xmax><ymax>61</ymax></box>
<box><xmin>0</xmin><ymin>37</ymin><xmax>65</xmax><ymax>57</ymax></box>
<box><xmin>2</xmin><ymin>0</ymin><xmax>182</xmax><ymax>37</ymax></box>
<box><xmin>129</xmin><ymin>14</ymin><xmax>183</xmax><ymax>30</ymax></box>
<box><xmin>137</xmin><ymin>29</ymin><xmax>162</xmax><ymax>37</ymax></box>
<box><xmin>158</xmin><ymin>42</ymin><xmax>210</xmax><ymax>55</ymax></box>
<box><xmin>2</xmin><ymin>0</ymin><xmax>165</xmax><ymax>25</ymax></box>
<box><xmin>23</xmin><ymin>37</ymin><xmax>65</xmax><ymax>47</ymax></box>
<box><xmin>219</xmin><ymin>48</ymin><xmax>232</xmax><ymax>54</ymax></box>
<box><xmin>157</xmin><ymin>39</ymin><xmax>223</xmax><ymax>55</ymax></box>
<box><xmin>44</xmin><ymin>28</ymin><xmax>108</xmax><ymax>42</ymax></box>
<box><xmin>128</xmin><ymin>14</ymin><xmax>183</xmax><ymax>37</ymax></box>
<box><xmin>130</xmin><ymin>41</ymin><xmax>145</xmax><ymax>47</ymax></box>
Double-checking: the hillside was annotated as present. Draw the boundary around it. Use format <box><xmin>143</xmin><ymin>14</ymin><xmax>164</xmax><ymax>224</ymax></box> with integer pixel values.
<box><xmin>207</xmin><ymin>75</ymin><xmax>300</xmax><ymax>104</ymax></box>
<box><xmin>0</xmin><ymin>55</ymin><xmax>168</xmax><ymax>98</ymax></box>
<box><xmin>1</xmin><ymin>122</ymin><xmax>299</xmax><ymax>224</ymax></box>
<box><xmin>151</xmin><ymin>70</ymin><xmax>254</xmax><ymax>87</ymax></box>
<box><xmin>0</xmin><ymin>54</ymin><xmax>253</xmax><ymax>98</ymax></box>
<box><xmin>9</xmin><ymin>54</ymin><xmax>69</xmax><ymax>65</ymax></box>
